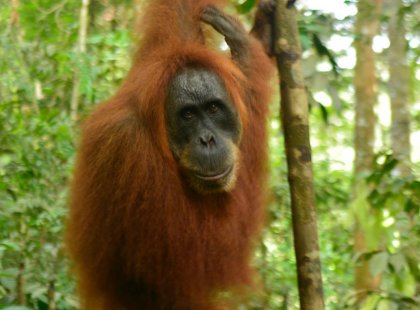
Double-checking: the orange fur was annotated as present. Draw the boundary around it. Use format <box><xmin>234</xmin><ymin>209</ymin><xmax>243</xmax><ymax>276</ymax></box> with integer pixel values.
<box><xmin>66</xmin><ymin>0</ymin><xmax>273</xmax><ymax>309</ymax></box>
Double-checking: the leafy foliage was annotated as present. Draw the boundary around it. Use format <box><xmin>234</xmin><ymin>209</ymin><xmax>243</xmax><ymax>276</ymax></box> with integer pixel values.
<box><xmin>0</xmin><ymin>1</ymin><xmax>132</xmax><ymax>308</ymax></box>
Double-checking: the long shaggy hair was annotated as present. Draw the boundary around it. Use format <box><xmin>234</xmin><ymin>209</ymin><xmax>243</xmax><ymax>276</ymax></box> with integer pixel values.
<box><xmin>66</xmin><ymin>0</ymin><xmax>273</xmax><ymax>309</ymax></box>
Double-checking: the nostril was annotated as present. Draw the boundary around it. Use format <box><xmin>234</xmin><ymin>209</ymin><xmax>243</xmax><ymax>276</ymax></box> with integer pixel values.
<box><xmin>199</xmin><ymin>136</ymin><xmax>208</xmax><ymax>146</ymax></box>
<box><xmin>199</xmin><ymin>134</ymin><xmax>216</xmax><ymax>147</ymax></box>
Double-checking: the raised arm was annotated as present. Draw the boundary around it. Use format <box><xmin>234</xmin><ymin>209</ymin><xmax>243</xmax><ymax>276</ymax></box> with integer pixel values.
<box><xmin>201</xmin><ymin>1</ymin><xmax>274</xmax><ymax>68</ymax></box>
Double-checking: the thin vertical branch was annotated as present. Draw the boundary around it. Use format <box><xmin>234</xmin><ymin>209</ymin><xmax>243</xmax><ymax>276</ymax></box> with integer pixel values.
<box><xmin>70</xmin><ymin>0</ymin><xmax>90</xmax><ymax>121</ymax></box>
<box><xmin>9</xmin><ymin>0</ymin><xmax>39</xmax><ymax>113</ymax></box>
<box><xmin>273</xmin><ymin>1</ymin><xmax>324</xmax><ymax>309</ymax></box>
<box><xmin>47</xmin><ymin>280</ymin><xmax>56</xmax><ymax>310</ymax></box>
<box><xmin>16</xmin><ymin>261</ymin><xmax>26</xmax><ymax>305</ymax></box>
<box><xmin>10</xmin><ymin>0</ymin><xmax>20</xmax><ymax>30</ymax></box>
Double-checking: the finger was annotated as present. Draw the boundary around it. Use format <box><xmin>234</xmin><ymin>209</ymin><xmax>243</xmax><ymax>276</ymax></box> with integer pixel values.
<box><xmin>201</xmin><ymin>7</ymin><xmax>243</xmax><ymax>39</ymax></box>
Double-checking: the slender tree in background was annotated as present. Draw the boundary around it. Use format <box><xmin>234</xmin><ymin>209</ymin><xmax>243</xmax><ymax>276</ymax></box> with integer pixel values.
<box><xmin>10</xmin><ymin>2</ymin><xmax>27</xmax><ymax>305</ymax></box>
<box><xmin>387</xmin><ymin>0</ymin><xmax>411</xmax><ymax>176</ymax></box>
<box><xmin>70</xmin><ymin>0</ymin><xmax>90</xmax><ymax>121</ymax></box>
<box><xmin>10</xmin><ymin>0</ymin><xmax>20</xmax><ymax>33</ymax></box>
<box><xmin>274</xmin><ymin>1</ymin><xmax>324</xmax><ymax>309</ymax></box>
<box><xmin>352</xmin><ymin>0</ymin><xmax>383</xmax><ymax>303</ymax></box>
<box><xmin>387</xmin><ymin>2</ymin><xmax>418</xmax><ymax>300</ymax></box>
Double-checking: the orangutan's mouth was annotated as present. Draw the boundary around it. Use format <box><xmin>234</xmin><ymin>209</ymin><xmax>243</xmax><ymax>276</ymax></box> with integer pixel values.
<box><xmin>195</xmin><ymin>166</ymin><xmax>233</xmax><ymax>181</ymax></box>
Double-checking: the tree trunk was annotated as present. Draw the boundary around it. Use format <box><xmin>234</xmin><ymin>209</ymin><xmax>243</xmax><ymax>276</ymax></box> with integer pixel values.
<box><xmin>70</xmin><ymin>0</ymin><xmax>90</xmax><ymax>121</ymax></box>
<box><xmin>388</xmin><ymin>0</ymin><xmax>411</xmax><ymax>176</ymax></box>
<box><xmin>274</xmin><ymin>1</ymin><xmax>324</xmax><ymax>309</ymax></box>
<box><xmin>352</xmin><ymin>0</ymin><xmax>383</xmax><ymax>303</ymax></box>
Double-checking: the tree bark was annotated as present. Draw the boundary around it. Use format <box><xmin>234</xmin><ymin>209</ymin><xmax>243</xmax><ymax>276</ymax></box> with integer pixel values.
<box><xmin>274</xmin><ymin>1</ymin><xmax>324</xmax><ymax>309</ymax></box>
<box><xmin>388</xmin><ymin>0</ymin><xmax>411</xmax><ymax>176</ymax></box>
<box><xmin>352</xmin><ymin>0</ymin><xmax>383</xmax><ymax>303</ymax></box>
<box><xmin>70</xmin><ymin>0</ymin><xmax>90</xmax><ymax>121</ymax></box>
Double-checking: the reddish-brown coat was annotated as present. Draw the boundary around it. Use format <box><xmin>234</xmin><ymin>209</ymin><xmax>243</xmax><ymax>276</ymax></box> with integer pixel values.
<box><xmin>66</xmin><ymin>0</ymin><xmax>273</xmax><ymax>309</ymax></box>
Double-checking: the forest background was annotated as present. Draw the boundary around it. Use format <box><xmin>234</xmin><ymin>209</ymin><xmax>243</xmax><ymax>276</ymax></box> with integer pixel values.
<box><xmin>0</xmin><ymin>0</ymin><xmax>419</xmax><ymax>309</ymax></box>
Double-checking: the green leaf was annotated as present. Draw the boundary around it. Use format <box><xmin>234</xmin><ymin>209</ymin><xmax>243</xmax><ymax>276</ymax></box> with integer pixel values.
<box><xmin>300</xmin><ymin>33</ymin><xmax>312</xmax><ymax>50</ymax></box>
<box><xmin>409</xmin><ymin>180</ymin><xmax>420</xmax><ymax>191</ymax></box>
<box><xmin>0</xmin><ymin>267</ymin><xmax>19</xmax><ymax>278</ymax></box>
<box><xmin>382</xmin><ymin>157</ymin><xmax>398</xmax><ymax>175</ymax></box>
<box><xmin>0</xmin><ymin>241</ymin><xmax>20</xmax><ymax>251</ymax></box>
<box><xmin>369</xmin><ymin>252</ymin><xmax>388</xmax><ymax>277</ymax></box>
<box><xmin>405</xmin><ymin>199</ymin><xmax>417</xmax><ymax>213</ymax></box>
<box><xmin>389</xmin><ymin>253</ymin><xmax>406</xmax><ymax>273</ymax></box>
<box><xmin>236</xmin><ymin>0</ymin><xmax>257</xmax><ymax>14</ymax></box>
<box><xmin>400</xmin><ymin>297</ymin><xmax>418</xmax><ymax>305</ymax></box>
<box><xmin>318</xmin><ymin>103</ymin><xmax>329</xmax><ymax>124</ymax></box>
<box><xmin>360</xmin><ymin>295</ymin><xmax>380</xmax><ymax>310</ymax></box>
<box><xmin>312</xmin><ymin>34</ymin><xmax>338</xmax><ymax>75</ymax></box>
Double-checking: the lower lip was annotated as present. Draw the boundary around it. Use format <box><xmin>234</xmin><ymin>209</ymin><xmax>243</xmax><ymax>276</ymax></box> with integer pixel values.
<box><xmin>195</xmin><ymin>166</ymin><xmax>232</xmax><ymax>181</ymax></box>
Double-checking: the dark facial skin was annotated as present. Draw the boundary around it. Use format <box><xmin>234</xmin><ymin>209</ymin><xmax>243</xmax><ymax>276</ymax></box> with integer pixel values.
<box><xmin>166</xmin><ymin>67</ymin><xmax>242</xmax><ymax>193</ymax></box>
